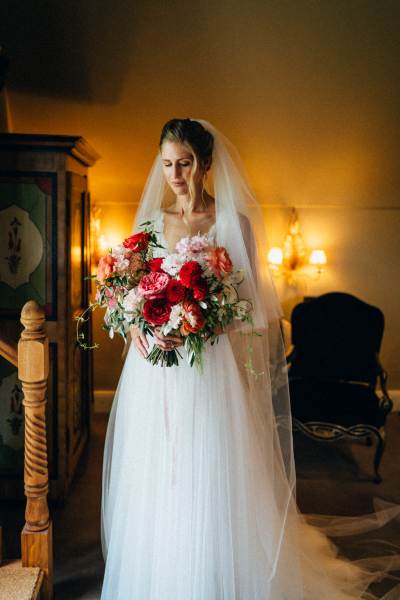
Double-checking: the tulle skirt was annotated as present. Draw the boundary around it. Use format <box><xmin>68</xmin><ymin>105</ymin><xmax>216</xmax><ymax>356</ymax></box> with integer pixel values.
<box><xmin>100</xmin><ymin>334</ymin><xmax>400</xmax><ymax>599</ymax></box>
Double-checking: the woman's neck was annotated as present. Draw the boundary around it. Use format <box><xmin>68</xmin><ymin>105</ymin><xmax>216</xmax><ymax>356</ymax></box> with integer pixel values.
<box><xmin>174</xmin><ymin>189</ymin><xmax>214</xmax><ymax>215</ymax></box>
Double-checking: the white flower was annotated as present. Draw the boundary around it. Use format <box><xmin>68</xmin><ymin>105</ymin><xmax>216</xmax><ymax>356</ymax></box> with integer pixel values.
<box><xmin>161</xmin><ymin>253</ymin><xmax>187</xmax><ymax>276</ymax></box>
<box><xmin>223</xmin><ymin>283</ymin><xmax>238</xmax><ymax>303</ymax></box>
<box><xmin>193</xmin><ymin>254</ymin><xmax>210</xmax><ymax>270</ymax></box>
<box><xmin>123</xmin><ymin>288</ymin><xmax>144</xmax><ymax>316</ymax></box>
<box><xmin>234</xmin><ymin>300</ymin><xmax>252</xmax><ymax>319</ymax></box>
<box><xmin>217</xmin><ymin>307</ymin><xmax>226</xmax><ymax>321</ymax></box>
<box><xmin>113</xmin><ymin>256</ymin><xmax>130</xmax><ymax>271</ymax></box>
<box><xmin>110</xmin><ymin>244</ymin><xmax>131</xmax><ymax>271</ymax></box>
<box><xmin>163</xmin><ymin>303</ymin><xmax>183</xmax><ymax>334</ymax></box>
<box><xmin>111</xmin><ymin>244</ymin><xmax>128</xmax><ymax>258</ymax></box>
<box><xmin>222</xmin><ymin>270</ymin><xmax>244</xmax><ymax>286</ymax></box>
<box><xmin>184</xmin><ymin>308</ymin><xmax>197</xmax><ymax>327</ymax></box>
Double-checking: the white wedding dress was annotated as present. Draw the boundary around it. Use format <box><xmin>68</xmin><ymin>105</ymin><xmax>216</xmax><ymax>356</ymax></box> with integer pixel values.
<box><xmin>100</xmin><ymin>209</ymin><xmax>400</xmax><ymax>599</ymax></box>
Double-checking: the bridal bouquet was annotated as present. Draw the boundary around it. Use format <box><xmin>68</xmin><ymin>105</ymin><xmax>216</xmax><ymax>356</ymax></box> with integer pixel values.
<box><xmin>76</xmin><ymin>220</ymin><xmax>253</xmax><ymax>369</ymax></box>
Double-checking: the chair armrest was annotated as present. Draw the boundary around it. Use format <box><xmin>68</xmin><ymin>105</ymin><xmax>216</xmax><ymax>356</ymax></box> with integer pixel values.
<box><xmin>375</xmin><ymin>352</ymin><xmax>393</xmax><ymax>414</ymax></box>
<box><xmin>285</xmin><ymin>344</ymin><xmax>295</xmax><ymax>367</ymax></box>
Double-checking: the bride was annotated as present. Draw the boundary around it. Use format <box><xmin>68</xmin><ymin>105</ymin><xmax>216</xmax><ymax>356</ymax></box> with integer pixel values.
<box><xmin>100</xmin><ymin>118</ymin><xmax>400</xmax><ymax>599</ymax></box>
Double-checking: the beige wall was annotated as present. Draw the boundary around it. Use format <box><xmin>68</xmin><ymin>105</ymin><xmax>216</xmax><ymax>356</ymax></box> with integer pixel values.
<box><xmin>2</xmin><ymin>0</ymin><xmax>399</xmax><ymax>388</ymax></box>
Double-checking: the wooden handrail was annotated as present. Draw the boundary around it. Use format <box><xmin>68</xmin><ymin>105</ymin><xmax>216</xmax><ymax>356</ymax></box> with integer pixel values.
<box><xmin>0</xmin><ymin>334</ymin><xmax>18</xmax><ymax>367</ymax></box>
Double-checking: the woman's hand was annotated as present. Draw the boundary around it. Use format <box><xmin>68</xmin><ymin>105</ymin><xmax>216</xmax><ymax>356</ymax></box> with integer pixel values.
<box><xmin>153</xmin><ymin>327</ymin><xmax>184</xmax><ymax>351</ymax></box>
<box><xmin>130</xmin><ymin>325</ymin><xmax>149</xmax><ymax>359</ymax></box>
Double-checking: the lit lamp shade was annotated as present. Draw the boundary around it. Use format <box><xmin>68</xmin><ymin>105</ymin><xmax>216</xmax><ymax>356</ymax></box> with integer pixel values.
<box><xmin>268</xmin><ymin>246</ymin><xmax>283</xmax><ymax>266</ymax></box>
<box><xmin>309</xmin><ymin>249</ymin><xmax>327</xmax><ymax>267</ymax></box>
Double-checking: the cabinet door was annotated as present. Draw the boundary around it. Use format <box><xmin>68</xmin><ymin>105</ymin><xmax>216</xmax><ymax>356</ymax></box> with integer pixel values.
<box><xmin>66</xmin><ymin>172</ymin><xmax>92</xmax><ymax>482</ymax></box>
<box><xmin>0</xmin><ymin>171</ymin><xmax>58</xmax><ymax>498</ymax></box>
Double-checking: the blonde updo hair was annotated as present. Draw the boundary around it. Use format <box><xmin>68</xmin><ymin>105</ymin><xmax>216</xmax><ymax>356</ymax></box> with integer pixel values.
<box><xmin>159</xmin><ymin>118</ymin><xmax>214</xmax><ymax>226</ymax></box>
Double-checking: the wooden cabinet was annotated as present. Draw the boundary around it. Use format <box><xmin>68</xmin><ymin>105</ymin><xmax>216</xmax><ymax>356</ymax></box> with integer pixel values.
<box><xmin>0</xmin><ymin>134</ymin><xmax>100</xmax><ymax>502</ymax></box>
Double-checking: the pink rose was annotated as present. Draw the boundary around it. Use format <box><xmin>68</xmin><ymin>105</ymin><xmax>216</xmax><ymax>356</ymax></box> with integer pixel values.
<box><xmin>138</xmin><ymin>271</ymin><xmax>170</xmax><ymax>299</ymax></box>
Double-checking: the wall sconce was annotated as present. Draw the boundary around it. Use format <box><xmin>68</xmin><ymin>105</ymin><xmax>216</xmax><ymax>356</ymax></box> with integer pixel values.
<box><xmin>268</xmin><ymin>207</ymin><xmax>327</xmax><ymax>285</ymax></box>
<box><xmin>90</xmin><ymin>201</ymin><xmax>126</xmax><ymax>267</ymax></box>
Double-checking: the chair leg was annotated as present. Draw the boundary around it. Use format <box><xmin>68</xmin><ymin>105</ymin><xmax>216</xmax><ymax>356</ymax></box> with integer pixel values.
<box><xmin>373</xmin><ymin>431</ymin><xmax>385</xmax><ymax>484</ymax></box>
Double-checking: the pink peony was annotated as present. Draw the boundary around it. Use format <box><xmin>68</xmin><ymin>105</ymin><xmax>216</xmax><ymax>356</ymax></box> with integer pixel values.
<box><xmin>138</xmin><ymin>271</ymin><xmax>170</xmax><ymax>299</ymax></box>
<box><xmin>176</xmin><ymin>234</ymin><xmax>211</xmax><ymax>255</ymax></box>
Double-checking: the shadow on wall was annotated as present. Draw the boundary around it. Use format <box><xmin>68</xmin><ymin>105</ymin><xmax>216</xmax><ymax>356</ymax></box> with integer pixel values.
<box><xmin>0</xmin><ymin>0</ymin><xmax>137</xmax><ymax>103</ymax></box>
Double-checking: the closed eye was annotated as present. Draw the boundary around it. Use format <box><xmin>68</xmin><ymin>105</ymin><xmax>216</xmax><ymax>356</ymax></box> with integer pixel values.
<box><xmin>163</xmin><ymin>161</ymin><xmax>191</xmax><ymax>166</ymax></box>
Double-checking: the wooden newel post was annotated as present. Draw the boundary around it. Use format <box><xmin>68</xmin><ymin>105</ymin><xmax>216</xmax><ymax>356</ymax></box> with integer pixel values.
<box><xmin>18</xmin><ymin>300</ymin><xmax>53</xmax><ymax>600</ymax></box>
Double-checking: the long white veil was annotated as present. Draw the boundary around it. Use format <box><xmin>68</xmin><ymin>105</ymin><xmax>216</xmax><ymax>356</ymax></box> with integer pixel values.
<box><xmin>102</xmin><ymin>118</ymin><xmax>400</xmax><ymax>596</ymax></box>
<box><xmin>119</xmin><ymin>118</ymin><xmax>296</xmax><ymax>581</ymax></box>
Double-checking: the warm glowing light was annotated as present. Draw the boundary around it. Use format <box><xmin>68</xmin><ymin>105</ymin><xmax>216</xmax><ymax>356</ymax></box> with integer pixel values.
<box><xmin>268</xmin><ymin>247</ymin><xmax>283</xmax><ymax>266</ymax></box>
<box><xmin>98</xmin><ymin>233</ymin><xmax>123</xmax><ymax>254</ymax></box>
<box><xmin>309</xmin><ymin>249</ymin><xmax>327</xmax><ymax>266</ymax></box>
<box><xmin>71</xmin><ymin>245</ymin><xmax>81</xmax><ymax>265</ymax></box>
<box><xmin>266</xmin><ymin>209</ymin><xmax>327</xmax><ymax>285</ymax></box>
<box><xmin>98</xmin><ymin>234</ymin><xmax>110</xmax><ymax>253</ymax></box>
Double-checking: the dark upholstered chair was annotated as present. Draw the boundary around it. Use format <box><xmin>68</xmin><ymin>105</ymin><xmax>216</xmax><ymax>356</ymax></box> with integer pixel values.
<box><xmin>287</xmin><ymin>292</ymin><xmax>393</xmax><ymax>483</ymax></box>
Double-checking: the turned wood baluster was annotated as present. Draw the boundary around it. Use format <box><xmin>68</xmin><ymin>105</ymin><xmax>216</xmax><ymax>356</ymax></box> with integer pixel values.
<box><xmin>18</xmin><ymin>300</ymin><xmax>53</xmax><ymax>599</ymax></box>
<box><xmin>19</xmin><ymin>300</ymin><xmax>50</xmax><ymax>530</ymax></box>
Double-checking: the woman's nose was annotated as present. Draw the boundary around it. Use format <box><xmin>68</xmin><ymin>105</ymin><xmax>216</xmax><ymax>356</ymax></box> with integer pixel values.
<box><xmin>173</xmin><ymin>164</ymin><xmax>181</xmax><ymax>178</ymax></box>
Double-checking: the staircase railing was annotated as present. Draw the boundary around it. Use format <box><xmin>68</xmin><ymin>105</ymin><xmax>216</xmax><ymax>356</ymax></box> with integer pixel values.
<box><xmin>0</xmin><ymin>333</ymin><xmax>17</xmax><ymax>367</ymax></box>
<box><xmin>0</xmin><ymin>300</ymin><xmax>53</xmax><ymax>599</ymax></box>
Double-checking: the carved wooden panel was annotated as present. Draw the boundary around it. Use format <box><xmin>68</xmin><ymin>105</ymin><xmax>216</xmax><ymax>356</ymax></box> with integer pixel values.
<box><xmin>0</xmin><ymin>172</ymin><xmax>57</xmax><ymax>320</ymax></box>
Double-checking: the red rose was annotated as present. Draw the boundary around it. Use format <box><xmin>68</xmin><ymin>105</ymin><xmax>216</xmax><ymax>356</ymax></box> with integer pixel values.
<box><xmin>180</xmin><ymin>299</ymin><xmax>205</xmax><ymax>335</ymax></box>
<box><xmin>123</xmin><ymin>232</ymin><xmax>151</xmax><ymax>252</ymax></box>
<box><xmin>138</xmin><ymin>271</ymin><xmax>170</xmax><ymax>299</ymax></box>
<box><xmin>147</xmin><ymin>257</ymin><xmax>165</xmax><ymax>272</ymax></box>
<box><xmin>143</xmin><ymin>298</ymin><xmax>172</xmax><ymax>325</ymax></box>
<box><xmin>192</xmin><ymin>275</ymin><xmax>208</xmax><ymax>301</ymax></box>
<box><xmin>166</xmin><ymin>279</ymin><xmax>186</xmax><ymax>303</ymax></box>
<box><xmin>179</xmin><ymin>260</ymin><xmax>202</xmax><ymax>288</ymax></box>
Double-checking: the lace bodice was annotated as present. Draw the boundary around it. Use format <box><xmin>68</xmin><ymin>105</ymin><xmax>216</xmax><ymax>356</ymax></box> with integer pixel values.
<box><xmin>152</xmin><ymin>209</ymin><xmax>217</xmax><ymax>258</ymax></box>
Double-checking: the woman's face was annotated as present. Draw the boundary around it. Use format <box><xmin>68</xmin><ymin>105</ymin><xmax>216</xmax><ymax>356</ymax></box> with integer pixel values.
<box><xmin>161</xmin><ymin>140</ymin><xmax>208</xmax><ymax>195</ymax></box>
